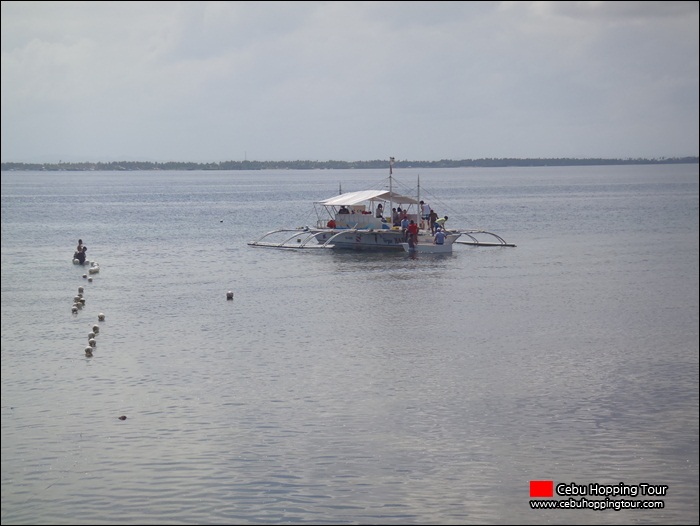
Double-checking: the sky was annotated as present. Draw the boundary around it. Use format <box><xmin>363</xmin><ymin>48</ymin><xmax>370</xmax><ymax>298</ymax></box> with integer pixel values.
<box><xmin>1</xmin><ymin>1</ymin><xmax>698</xmax><ymax>163</ymax></box>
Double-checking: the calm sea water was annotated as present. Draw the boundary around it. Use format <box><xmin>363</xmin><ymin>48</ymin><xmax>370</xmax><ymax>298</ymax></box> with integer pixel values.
<box><xmin>1</xmin><ymin>165</ymin><xmax>698</xmax><ymax>525</ymax></box>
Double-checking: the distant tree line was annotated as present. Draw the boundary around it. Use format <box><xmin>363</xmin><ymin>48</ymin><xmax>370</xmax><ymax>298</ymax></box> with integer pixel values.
<box><xmin>1</xmin><ymin>157</ymin><xmax>697</xmax><ymax>172</ymax></box>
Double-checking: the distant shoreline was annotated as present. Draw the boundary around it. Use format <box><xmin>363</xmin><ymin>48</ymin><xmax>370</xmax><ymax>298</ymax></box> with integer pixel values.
<box><xmin>1</xmin><ymin>157</ymin><xmax>697</xmax><ymax>172</ymax></box>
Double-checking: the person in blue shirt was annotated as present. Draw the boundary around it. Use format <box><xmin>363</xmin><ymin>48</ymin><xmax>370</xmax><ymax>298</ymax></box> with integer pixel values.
<box><xmin>400</xmin><ymin>216</ymin><xmax>410</xmax><ymax>241</ymax></box>
<box><xmin>433</xmin><ymin>227</ymin><xmax>446</xmax><ymax>245</ymax></box>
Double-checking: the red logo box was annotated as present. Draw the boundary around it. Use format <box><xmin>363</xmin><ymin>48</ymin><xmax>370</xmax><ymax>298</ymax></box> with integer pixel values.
<box><xmin>530</xmin><ymin>480</ymin><xmax>554</xmax><ymax>498</ymax></box>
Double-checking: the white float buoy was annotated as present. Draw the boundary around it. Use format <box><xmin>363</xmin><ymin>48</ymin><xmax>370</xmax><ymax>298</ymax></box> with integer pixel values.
<box><xmin>87</xmin><ymin>277</ymin><xmax>93</xmax><ymax>282</ymax></box>
<box><xmin>89</xmin><ymin>338</ymin><xmax>96</xmax><ymax>347</ymax></box>
<box><xmin>92</xmin><ymin>325</ymin><xmax>100</xmax><ymax>334</ymax></box>
<box><xmin>85</xmin><ymin>347</ymin><xmax>93</xmax><ymax>357</ymax></box>
<box><xmin>78</xmin><ymin>286</ymin><xmax>84</xmax><ymax>294</ymax></box>
<box><xmin>98</xmin><ymin>313</ymin><xmax>105</xmax><ymax>321</ymax></box>
<box><xmin>83</xmin><ymin>274</ymin><xmax>87</xmax><ymax>279</ymax></box>
<box><xmin>226</xmin><ymin>291</ymin><xmax>234</xmax><ymax>300</ymax></box>
<box><xmin>72</xmin><ymin>305</ymin><xmax>78</xmax><ymax>314</ymax></box>
<box><xmin>88</xmin><ymin>332</ymin><xmax>95</xmax><ymax>340</ymax></box>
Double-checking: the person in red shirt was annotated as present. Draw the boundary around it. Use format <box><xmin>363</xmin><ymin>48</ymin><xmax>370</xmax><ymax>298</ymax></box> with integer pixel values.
<box><xmin>407</xmin><ymin>220</ymin><xmax>419</xmax><ymax>247</ymax></box>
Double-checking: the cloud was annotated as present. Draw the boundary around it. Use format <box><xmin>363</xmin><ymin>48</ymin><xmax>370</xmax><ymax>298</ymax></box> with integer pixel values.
<box><xmin>2</xmin><ymin>1</ymin><xmax>698</xmax><ymax>162</ymax></box>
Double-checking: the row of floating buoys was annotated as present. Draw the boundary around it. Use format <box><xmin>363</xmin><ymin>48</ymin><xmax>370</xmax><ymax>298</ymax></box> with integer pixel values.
<box><xmin>79</xmin><ymin>261</ymin><xmax>100</xmax><ymax>279</ymax></box>
<box><xmin>85</xmin><ymin>321</ymin><xmax>98</xmax><ymax>356</ymax></box>
<box><xmin>71</xmin><ymin>275</ymin><xmax>105</xmax><ymax>356</ymax></box>
<box><xmin>72</xmin><ymin>262</ymin><xmax>98</xmax><ymax>313</ymax></box>
<box><xmin>71</xmin><ymin>283</ymin><xmax>87</xmax><ymax>314</ymax></box>
<box><xmin>84</xmin><ymin>316</ymin><xmax>105</xmax><ymax>357</ymax></box>
<box><xmin>71</xmin><ymin>252</ymin><xmax>122</xmax><ymax>419</ymax></box>
<box><xmin>71</xmin><ymin>255</ymin><xmax>105</xmax><ymax>356</ymax></box>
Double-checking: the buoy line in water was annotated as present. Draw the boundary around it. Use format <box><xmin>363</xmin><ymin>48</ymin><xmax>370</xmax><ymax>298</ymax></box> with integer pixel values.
<box><xmin>70</xmin><ymin>255</ymin><xmax>120</xmax><ymax>418</ymax></box>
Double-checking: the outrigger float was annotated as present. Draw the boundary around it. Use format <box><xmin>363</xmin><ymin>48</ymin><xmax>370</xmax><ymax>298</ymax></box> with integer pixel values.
<box><xmin>248</xmin><ymin>158</ymin><xmax>515</xmax><ymax>252</ymax></box>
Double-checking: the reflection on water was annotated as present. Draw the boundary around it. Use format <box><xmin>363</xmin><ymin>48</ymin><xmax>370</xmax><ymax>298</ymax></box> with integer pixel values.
<box><xmin>1</xmin><ymin>165</ymin><xmax>698</xmax><ymax>524</ymax></box>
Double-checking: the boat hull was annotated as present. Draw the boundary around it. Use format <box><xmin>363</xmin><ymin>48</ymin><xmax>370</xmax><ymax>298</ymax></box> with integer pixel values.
<box><xmin>314</xmin><ymin>229</ymin><xmax>457</xmax><ymax>251</ymax></box>
<box><xmin>314</xmin><ymin>229</ymin><xmax>408</xmax><ymax>250</ymax></box>
<box><xmin>400</xmin><ymin>242</ymin><xmax>453</xmax><ymax>254</ymax></box>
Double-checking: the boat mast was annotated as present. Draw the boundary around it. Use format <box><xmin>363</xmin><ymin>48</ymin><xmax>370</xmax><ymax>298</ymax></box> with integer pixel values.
<box><xmin>417</xmin><ymin>174</ymin><xmax>421</xmax><ymax>229</ymax></box>
<box><xmin>389</xmin><ymin>157</ymin><xmax>395</xmax><ymax>220</ymax></box>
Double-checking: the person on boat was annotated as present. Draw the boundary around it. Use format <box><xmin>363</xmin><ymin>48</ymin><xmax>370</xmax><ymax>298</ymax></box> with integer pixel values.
<box><xmin>420</xmin><ymin>200</ymin><xmax>431</xmax><ymax>229</ymax></box>
<box><xmin>429</xmin><ymin>209</ymin><xmax>438</xmax><ymax>234</ymax></box>
<box><xmin>435</xmin><ymin>215</ymin><xmax>448</xmax><ymax>231</ymax></box>
<box><xmin>401</xmin><ymin>216</ymin><xmax>410</xmax><ymax>241</ymax></box>
<box><xmin>433</xmin><ymin>227</ymin><xmax>446</xmax><ymax>245</ymax></box>
<box><xmin>395</xmin><ymin>207</ymin><xmax>403</xmax><ymax>226</ymax></box>
<box><xmin>375</xmin><ymin>203</ymin><xmax>383</xmax><ymax>218</ymax></box>
<box><xmin>392</xmin><ymin>208</ymin><xmax>399</xmax><ymax>226</ymax></box>
<box><xmin>407</xmin><ymin>219</ymin><xmax>419</xmax><ymax>247</ymax></box>
<box><xmin>338</xmin><ymin>206</ymin><xmax>350</xmax><ymax>214</ymax></box>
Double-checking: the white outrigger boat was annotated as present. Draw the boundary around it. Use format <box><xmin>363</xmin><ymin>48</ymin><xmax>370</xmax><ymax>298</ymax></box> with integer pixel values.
<box><xmin>248</xmin><ymin>158</ymin><xmax>515</xmax><ymax>252</ymax></box>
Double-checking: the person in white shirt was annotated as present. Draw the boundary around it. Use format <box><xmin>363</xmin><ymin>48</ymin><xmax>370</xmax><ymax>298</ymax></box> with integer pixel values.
<box><xmin>420</xmin><ymin>200</ymin><xmax>431</xmax><ymax>229</ymax></box>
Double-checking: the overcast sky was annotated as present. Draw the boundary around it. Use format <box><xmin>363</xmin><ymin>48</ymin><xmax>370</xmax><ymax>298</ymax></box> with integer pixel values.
<box><xmin>1</xmin><ymin>1</ymin><xmax>698</xmax><ymax>163</ymax></box>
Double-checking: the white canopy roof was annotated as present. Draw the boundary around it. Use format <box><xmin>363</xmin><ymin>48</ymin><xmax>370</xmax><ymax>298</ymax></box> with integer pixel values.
<box><xmin>317</xmin><ymin>189</ymin><xmax>419</xmax><ymax>207</ymax></box>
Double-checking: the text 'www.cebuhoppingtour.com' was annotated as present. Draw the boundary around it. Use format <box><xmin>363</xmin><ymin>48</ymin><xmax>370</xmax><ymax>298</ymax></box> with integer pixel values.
<box><xmin>529</xmin><ymin>481</ymin><xmax>667</xmax><ymax>511</ymax></box>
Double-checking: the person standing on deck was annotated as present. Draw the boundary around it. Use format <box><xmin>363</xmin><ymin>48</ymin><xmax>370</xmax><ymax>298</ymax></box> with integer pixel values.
<box><xmin>429</xmin><ymin>209</ymin><xmax>438</xmax><ymax>234</ymax></box>
<box><xmin>420</xmin><ymin>200</ymin><xmax>431</xmax><ymax>229</ymax></box>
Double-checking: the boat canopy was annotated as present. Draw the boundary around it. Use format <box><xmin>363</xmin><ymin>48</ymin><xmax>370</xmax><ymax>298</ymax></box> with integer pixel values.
<box><xmin>317</xmin><ymin>189</ymin><xmax>420</xmax><ymax>207</ymax></box>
